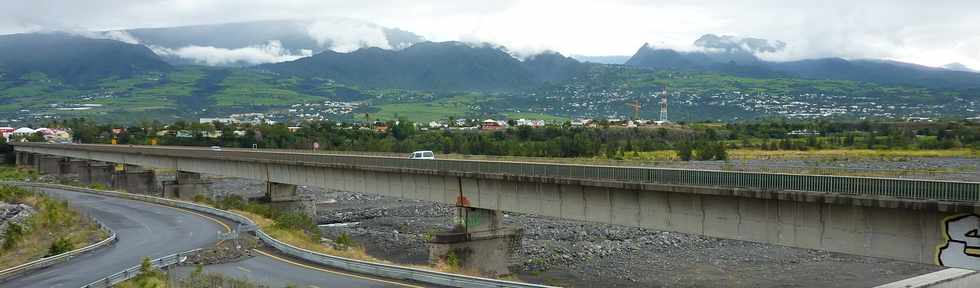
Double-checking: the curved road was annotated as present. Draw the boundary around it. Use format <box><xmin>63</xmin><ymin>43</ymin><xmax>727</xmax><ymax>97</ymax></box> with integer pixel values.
<box><xmin>3</xmin><ymin>187</ymin><xmax>226</xmax><ymax>288</ymax></box>
<box><xmin>175</xmin><ymin>251</ymin><xmax>420</xmax><ymax>288</ymax></box>
<box><xmin>1</xmin><ymin>187</ymin><xmax>413</xmax><ymax>288</ymax></box>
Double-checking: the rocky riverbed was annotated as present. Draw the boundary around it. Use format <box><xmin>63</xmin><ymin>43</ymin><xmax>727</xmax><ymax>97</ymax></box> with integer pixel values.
<box><xmin>0</xmin><ymin>202</ymin><xmax>35</xmax><ymax>240</ymax></box>
<box><xmin>207</xmin><ymin>177</ymin><xmax>942</xmax><ymax>288</ymax></box>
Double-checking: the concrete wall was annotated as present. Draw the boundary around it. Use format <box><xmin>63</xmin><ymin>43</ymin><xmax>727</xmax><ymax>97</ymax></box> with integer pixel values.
<box><xmin>876</xmin><ymin>269</ymin><xmax>980</xmax><ymax>288</ymax></box>
<box><xmin>16</xmin><ymin>146</ymin><xmax>980</xmax><ymax>270</ymax></box>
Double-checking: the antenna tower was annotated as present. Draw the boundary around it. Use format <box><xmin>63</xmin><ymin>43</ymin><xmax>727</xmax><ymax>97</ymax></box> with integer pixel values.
<box><xmin>659</xmin><ymin>86</ymin><xmax>668</xmax><ymax>122</ymax></box>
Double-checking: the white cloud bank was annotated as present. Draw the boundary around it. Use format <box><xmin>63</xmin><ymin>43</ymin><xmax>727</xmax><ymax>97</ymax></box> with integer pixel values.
<box><xmin>304</xmin><ymin>18</ymin><xmax>392</xmax><ymax>52</ymax></box>
<box><xmin>4</xmin><ymin>0</ymin><xmax>980</xmax><ymax>68</ymax></box>
<box><xmin>151</xmin><ymin>41</ymin><xmax>312</xmax><ymax>66</ymax></box>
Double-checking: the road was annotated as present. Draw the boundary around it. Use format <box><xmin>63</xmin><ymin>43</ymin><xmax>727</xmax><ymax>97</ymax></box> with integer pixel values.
<box><xmin>1</xmin><ymin>187</ymin><xmax>226</xmax><ymax>288</ymax></box>
<box><xmin>173</xmin><ymin>250</ymin><xmax>418</xmax><ymax>288</ymax></box>
<box><xmin>0</xmin><ymin>187</ymin><xmax>417</xmax><ymax>288</ymax></box>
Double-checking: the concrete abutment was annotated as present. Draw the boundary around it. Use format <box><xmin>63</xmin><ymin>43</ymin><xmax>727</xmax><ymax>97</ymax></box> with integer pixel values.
<box><xmin>263</xmin><ymin>182</ymin><xmax>316</xmax><ymax>219</ymax></box>
<box><xmin>111</xmin><ymin>164</ymin><xmax>157</xmax><ymax>195</ymax></box>
<box><xmin>163</xmin><ymin>171</ymin><xmax>210</xmax><ymax>200</ymax></box>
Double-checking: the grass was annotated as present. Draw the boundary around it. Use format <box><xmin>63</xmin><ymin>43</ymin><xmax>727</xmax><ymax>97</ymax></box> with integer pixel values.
<box><xmin>211</xmin><ymin>70</ymin><xmax>321</xmax><ymax>106</ymax></box>
<box><xmin>233</xmin><ymin>210</ymin><xmax>379</xmax><ymax>262</ymax></box>
<box><xmin>373</xmin><ymin>93</ymin><xmax>497</xmax><ymax>122</ymax></box>
<box><xmin>0</xmin><ymin>167</ymin><xmax>38</xmax><ymax>181</ymax></box>
<box><xmin>726</xmin><ymin>148</ymin><xmax>980</xmax><ymax>160</ymax></box>
<box><xmin>115</xmin><ymin>260</ymin><xmax>279</xmax><ymax>288</ymax></box>
<box><xmin>231</xmin><ymin>207</ymin><xmax>483</xmax><ymax>277</ymax></box>
<box><xmin>0</xmin><ymin>184</ymin><xmax>108</xmax><ymax>270</ymax></box>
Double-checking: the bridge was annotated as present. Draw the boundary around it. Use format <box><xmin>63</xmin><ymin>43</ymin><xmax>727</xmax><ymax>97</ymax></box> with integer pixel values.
<box><xmin>13</xmin><ymin>143</ymin><xmax>980</xmax><ymax>275</ymax></box>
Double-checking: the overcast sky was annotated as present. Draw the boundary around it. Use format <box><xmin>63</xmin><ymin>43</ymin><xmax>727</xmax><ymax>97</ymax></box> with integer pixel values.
<box><xmin>3</xmin><ymin>0</ymin><xmax>979</xmax><ymax>68</ymax></box>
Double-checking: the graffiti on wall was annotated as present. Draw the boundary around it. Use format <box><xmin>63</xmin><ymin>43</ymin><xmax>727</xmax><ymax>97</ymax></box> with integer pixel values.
<box><xmin>936</xmin><ymin>214</ymin><xmax>980</xmax><ymax>270</ymax></box>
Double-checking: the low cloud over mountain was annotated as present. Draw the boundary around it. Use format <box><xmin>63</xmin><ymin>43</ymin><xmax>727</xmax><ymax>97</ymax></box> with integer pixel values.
<box><xmin>694</xmin><ymin>34</ymin><xmax>786</xmax><ymax>54</ymax></box>
<box><xmin>104</xmin><ymin>19</ymin><xmax>425</xmax><ymax>66</ymax></box>
<box><xmin>149</xmin><ymin>40</ymin><xmax>313</xmax><ymax>66</ymax></box>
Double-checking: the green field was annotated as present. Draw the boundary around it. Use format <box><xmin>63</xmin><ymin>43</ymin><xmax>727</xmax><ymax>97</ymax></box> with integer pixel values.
<box><xmin>373</xmin><ymin>93</ymin><xmax>494</xmax><ymax>122</ymax></box>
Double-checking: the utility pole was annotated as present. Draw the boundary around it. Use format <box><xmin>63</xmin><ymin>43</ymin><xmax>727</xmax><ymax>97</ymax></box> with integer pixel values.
<box><xmin>659</xmin><ymin>85</ymin><xmax>669</xmax><ymax>123</ymax></box>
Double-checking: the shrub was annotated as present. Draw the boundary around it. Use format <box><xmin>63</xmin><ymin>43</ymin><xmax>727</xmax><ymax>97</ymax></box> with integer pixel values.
<box><xmin>445</xmin><ymin>250</ymin><xmax>460</xmax><ymax>268</ymax></box>
<box><xmin>335</xmin><ymin>232</ymin><xmax>355</xmax><ymax>250</ymax></box>
<box><xmin>47</xmin><ymin>236</ymin><xmax>75</xmax><ymax>256</ymax></box>
<box><xmin>0</xmin><ymin>185</ymin><xmax>32</xmax><ymax>203</ymax></box>
<box><xmin>191</xmin><ymin>194</ymin><xmax>210</xmax><ymax>204</ymax></box>
<box><xmin>2</xmin><ymin>223</ymin><xmax>25</xmax><ymax>250</ymax></box>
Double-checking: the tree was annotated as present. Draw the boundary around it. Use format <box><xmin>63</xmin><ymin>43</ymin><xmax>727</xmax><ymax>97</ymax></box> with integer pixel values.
<box><xmin>676</xmin><ymin>142</ymin><xmax>693</xmax><ymax>161</ymax></box>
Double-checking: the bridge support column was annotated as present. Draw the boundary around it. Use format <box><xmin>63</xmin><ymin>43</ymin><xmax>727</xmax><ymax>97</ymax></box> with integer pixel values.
<box><xmin>14</xmin><ymin>151</ymin><xmax>28</xmax><ymax>168</ymax></box>
<box><xmin>67</xmin><ymin>159</ymin><xmax>88</xmax><ymax>175</ymax></box>
<box><xmin>85</xmin><ymin>162</ymin><xmax>114</xmax><ymax>187</ymax></box>
<box><xmin>262</xmin><ymin>182</ymin><xmax>316</xmax><ymax>219</ymax></box>
<box><xmin>428</xmin><ymin>207</ymin><xmax>521</xmax><ymax>277</ymax></box>
<box><xmin>38</xmin><ymin>156</ymin><xmax>66</xmax><ymax>176</ymax></box>
<box><xmin>114</xmin><ymin>165</ymin><xmax>157</xmax><ymax>195</ymax></box>
<box><xmin>163</xmin><ymin>171</ymin><xmax>210</xmax><ymax>200</ymax></box>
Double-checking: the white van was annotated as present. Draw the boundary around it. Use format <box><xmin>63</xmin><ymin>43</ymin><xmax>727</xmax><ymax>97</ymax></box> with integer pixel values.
<box><xmin>409</xmin><ymin>150</ymin><xmax>435</xmax><ymax>159</ymax></box>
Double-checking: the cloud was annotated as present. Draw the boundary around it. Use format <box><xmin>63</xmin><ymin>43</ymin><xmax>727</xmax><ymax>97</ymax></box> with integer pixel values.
<box><xmin>150</xmin><ymin>40</ymin><xmax>313</xmax><ymax>66</ymax></box>
<box><xmin>91</xmin><ymin>30</ymin><xmax>141</xmax><ymax>44</ymax></box>
<box><xmin>2</xmin><ymin>0</ymin><xmax>980</xmax><ymax>68</ymax></box>
<box><xmin>304</xmin><ymin>18</ymin><xmax>392</xmax><ymax>52</ymax></box>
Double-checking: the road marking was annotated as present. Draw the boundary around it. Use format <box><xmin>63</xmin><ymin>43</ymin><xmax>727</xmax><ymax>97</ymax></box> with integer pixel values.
<box><xmin>237</xmin><ymin>266</ymin><xmax>252</xmax><ymax>273</ymax></box>
<box><xmin>254</xmin><ymin>249</ymin><xmax>423</xmax><ymax>288</ymax></box>
<box><xmin>138</xmin><ymin>200</ymin><xmax>231</xmax><ymax>245</ymax></box>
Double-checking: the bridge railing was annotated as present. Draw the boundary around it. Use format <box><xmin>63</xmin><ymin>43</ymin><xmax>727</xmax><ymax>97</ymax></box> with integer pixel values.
<box><xmin>15</xmin><ymin>143</ymin><xmax>980</xmax><ymax>202</ymax></box>
<box><xmin>241</xmin><ymin>149</ymin><xmax>980</xmax><ymax>202</ymax></box>
<box><xmin>79</xmin><ymin>249</ymin><xmax>200</xmax><ymax>288</ymax></box>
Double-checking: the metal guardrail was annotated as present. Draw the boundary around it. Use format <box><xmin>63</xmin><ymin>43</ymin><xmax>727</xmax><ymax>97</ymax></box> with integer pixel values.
<box><xmin>79</xmin><ymin>249</ymin><xmax>200</xmax><ymax>288</ymax></box>
<box><xmin>12</xmin><ymin>182</ymin><xmax>554</xmax><ymax>288</ymax></box>
<box><xmin>15</xmin><ymin>143</ymin><xmax>980</xmax><ymax>202</ymax></box>
<box><xmin>0</xmin><ymin>185</ymin><xmax>118</xmax><ymax>282</ymax></box>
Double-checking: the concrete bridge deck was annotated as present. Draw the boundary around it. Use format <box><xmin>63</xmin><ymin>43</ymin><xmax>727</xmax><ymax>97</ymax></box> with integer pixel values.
<box><xmin>13</xmin><ymin>143</ymin><xmax>980</xmax><ymax>272</ymax></box>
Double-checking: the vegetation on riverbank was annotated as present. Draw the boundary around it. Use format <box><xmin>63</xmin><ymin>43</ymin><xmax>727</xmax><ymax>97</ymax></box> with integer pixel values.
<box><xmin>191</xmin><ymin>195</ymin><xmax>483</xmax><ymax>276</ymax></box>
<box><xmin>41</xmin><ymin>118</ymin><xmax>979</xmax><ymax>160</ymax></box>
<box><xmin>0</xmin><ymin>184</ymin><xmax>107</xmax><ymax>270</ymax></box>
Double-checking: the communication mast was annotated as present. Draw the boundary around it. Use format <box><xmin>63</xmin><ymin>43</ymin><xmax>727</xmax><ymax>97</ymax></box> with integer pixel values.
<box><xmin>626</xmin><ymin>100</ymin><xmax>642</xmax><ymax>120</ymax></box>
<box><xmin>659</xmin><ymin>86</ymin><xmax>669</xmax><ymax>123</ymax></box>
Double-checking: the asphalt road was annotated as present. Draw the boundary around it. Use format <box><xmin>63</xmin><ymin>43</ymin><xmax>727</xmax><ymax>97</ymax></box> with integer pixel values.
<box><xmin>173</xmin><ymin>251</ymin><xmax>416</xmax><ymax>288</ymax></box>
<box><xmin>1</xmin><ymin>187</ymin><xmax>420</xmax><ymax>288</ymax></box>
<box><xmin>1</xmin><ymin>187</ymin><xmax>226</xmax><ymax>288</ymax></box>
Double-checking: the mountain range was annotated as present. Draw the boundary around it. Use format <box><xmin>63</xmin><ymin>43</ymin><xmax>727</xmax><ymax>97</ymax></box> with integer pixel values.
<box><xmin>260</xmin><ymin>41</ymin><xmax>590</xmax><ymax>91</ymax></box>
<box><xmin>0</xmin><ymin>21</ymin><xmax>977</xmax><ymax>122</ymax></box>
<box><xmin>0</xmin><ymin>32</ymin><xmax>171</xmax><ymax>84</ymax></box>
<box><xmin>625</xmin><ymin>43</ymin><xmax>980</xmax><ymax>90</ymax></box>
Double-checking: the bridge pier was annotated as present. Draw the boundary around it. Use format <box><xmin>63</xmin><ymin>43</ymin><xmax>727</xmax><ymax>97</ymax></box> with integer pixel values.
<box><xmin>163</xmin><ymin>171</ymin><xmax>210</xmax><ymax>200</ymax></box>
<box><xmin>14</xmin><ymin>151</ymin><xmax>28</xmax><ymax>168</ymax></box>
<box><xmin>83</xmin><ymin>162</ymin><xmax>115</xmax><ymax>187</ymax></box>
<box><xmin>428</xmin><ymin>207</ymin><xmax>521</xmax><ymax>277</ymax></box>
<box><xmin>66</xmin><ymin>159</ymin><xmax>88</xmax><ymax>175</ymax></box>
<box><xmin>38</xmin><ymin>156</ymin><xmax>66</xmax><ymax>176</ymax></box>
<box><xmin>263</xmin><ymin>182</ymin><xmax>316</xmax><ymax>219</ymax></box>
<box><xmin>113</xmin><ymin>165</ymin><xmax>157</xmax><ymax>195</ymax></box>
<box><xmin>30</xmin><ymin>153</ymin><xmax>42</xmax><ymax>171</ymax></box>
